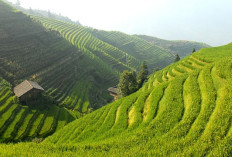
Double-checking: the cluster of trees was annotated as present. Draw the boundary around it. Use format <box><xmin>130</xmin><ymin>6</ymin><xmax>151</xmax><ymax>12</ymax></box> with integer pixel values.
<box><xmin>118</xmin><ymin>61</ymin><xmax>148</xmax><ymax>97</ymax></box>
<box><xmin>118</xmin><ymin>48</ymin><xmax>196</xmax><ymax>97</ymax></box>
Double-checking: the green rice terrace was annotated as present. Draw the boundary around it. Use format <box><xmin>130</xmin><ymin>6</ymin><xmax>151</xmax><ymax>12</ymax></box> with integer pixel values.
<box><xmin>1</xmin><ymin>41</ymin><xmax>232</xmax><ymax>156</ymax></box>
<box><xmin>0</xmin><ymin>0</ymin><xmax>176</xmax><ymax>116</ymax></box>
<box><xmin>136</xmin><ymin>34</ymin><xmax>211</xmax><ymax>57</ymax></box>
<box><xmin>30</xmin><ymin>15</ymin><xmax>174</xmax><ymax>70</ymax></box>
<box><xmin>0</xmin><ymin>77</ymin><xmax>75</xmax><ymax>142</ymax></box>
<box><xmin>0</xmin><ymin>0</ymin><xmax>231</xmax><ymax>156</ymax></box>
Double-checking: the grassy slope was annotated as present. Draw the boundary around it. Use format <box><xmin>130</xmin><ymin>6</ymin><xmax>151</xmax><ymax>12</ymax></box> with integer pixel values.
<box><xmin>135</xmin><ymin>34</ymin><xmax>211</xmax><ymax>57</ymax></box>
<box><xmin>1</xmin><ymin>44</ymin><xmax>231</xmax><ymax>156</ymax></box>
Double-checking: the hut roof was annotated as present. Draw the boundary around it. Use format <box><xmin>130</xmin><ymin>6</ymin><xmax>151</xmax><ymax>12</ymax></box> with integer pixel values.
<box><xmin>14</xmin><ymin>80</ymin><xmax>44</xmax><ymax>97</ymax></box>
<box><xmin>107</xmin><ymin>87</ymin><xmax>119</xmax><ymax>95</ymax></box>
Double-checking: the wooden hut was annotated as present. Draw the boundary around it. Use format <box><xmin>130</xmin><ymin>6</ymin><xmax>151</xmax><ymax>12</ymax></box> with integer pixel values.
<box><xmin>14</xmin><ymin>80</ymin><xmax>44</xmax><ymax>102</ymax></box>
<box><xmin>107</xmin><ymin>87</ymin><xmax>119</xmax><ymax>101</ymax></box>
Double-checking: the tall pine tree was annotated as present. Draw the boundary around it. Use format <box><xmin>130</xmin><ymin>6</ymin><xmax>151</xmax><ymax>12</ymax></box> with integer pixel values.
<box><xmin>137</xmin><ymin>61</ymin><xmax>148</xmax><ymax>88</ymax></box>
<box><xmin>117</xmin><ymin>70</ymin><xmax>138</xmax><ymax>97</ymax></box>
<box><xmin>174</xmin><ymin>53</ymin><xmax>180</xmax><ymax>62</ymax></box>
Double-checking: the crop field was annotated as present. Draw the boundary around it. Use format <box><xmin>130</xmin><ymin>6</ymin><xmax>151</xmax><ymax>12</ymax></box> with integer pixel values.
<box><xmin>0</xmin><ymin>0</ymin><xmax>120</xmax><ymax>112</ymax></box>
<box><xmin>91</xmin><ymin>30</ymin><xmax>174</xmax><ymax>69</ymax></box>
<box><xmin>0</xmin><ymin>43</ymin><xmax>231</xmax><ymax>156</ymax></box>
<box><xmin>0</xmin><ymin>77</ymin><xmax>75</xmax><ymax>142</ymax></box>
<box><xmin>0</xmin><ymin>0</ymin><xmax>231</xmax><ymax>156</ymax></box>
<box><xmin>0</xmin><ymin>0</ymin><xmax>175</xmax><ymax>114</ymax></box>
<box><xmin>31</xmin><ymin>15</ymin><xmax>174</xmax><ymax>71</ymax></box>
<box><xmin>135</xmin><ymin>34</ymin><xmax>211</xmax><ymax>57</ymax></box>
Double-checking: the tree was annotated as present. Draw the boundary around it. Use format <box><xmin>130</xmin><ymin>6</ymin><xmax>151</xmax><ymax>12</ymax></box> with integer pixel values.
<box><xmin>174</xmin><ymin>53</ymin><xmax>180</xmax><ymax>62</ymax></box>
<box><xmin>137</xmin><ymin>61</ymin><xmax>148</xmax><ymax>88</ymax></box>
<box><xmin>192</xmin><ymin>48</ymin><xmax>196</xmax><ymax>53</ymax></box>
<box><xmin>118</xmin><ymin>70</ymin><xmax>138</xmax><ymax>97</ymax></box>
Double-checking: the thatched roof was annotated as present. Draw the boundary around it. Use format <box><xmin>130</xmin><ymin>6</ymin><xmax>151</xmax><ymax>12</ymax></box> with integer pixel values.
<box><xmin>14</xmin><ymin>80</ymin><xmax>44</xmax><ymax>97</ymax></box>
<box><xmin>107</xmin><ymin>87</ymin><xmax>119</xmax><ymax>95</ymax></box>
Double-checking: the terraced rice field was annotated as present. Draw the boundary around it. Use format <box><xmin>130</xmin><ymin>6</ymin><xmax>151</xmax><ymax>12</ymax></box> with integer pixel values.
<box><xmin>1</xmin><ymin>44</ymin><xmax>230</xmax><ymax>156</ymax></box>
<box><xmin>31</xmin><ymin>15</ymin><xmax>173</xmax><ymax>71</ymax></box>
<box><xmin>0</xmin><ymin>0</ymin><xmax>120</xmax><ymax>112</ymax></box>
<box><xmin>0</xmin><ymin>77</ymin><xmax>75</xmax><ymax>142</ymax></box>
<box><xmin>135</xmin><ymin>34</ymin><xmax>211</xmax><ymax>57</ymax></box>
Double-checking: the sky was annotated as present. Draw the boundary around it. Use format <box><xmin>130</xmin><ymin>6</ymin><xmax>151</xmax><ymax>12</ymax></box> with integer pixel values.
<box><xmin>8</xmin><ymin>0</ymin><xmax>232</xmax><ymax>46</ymax></box>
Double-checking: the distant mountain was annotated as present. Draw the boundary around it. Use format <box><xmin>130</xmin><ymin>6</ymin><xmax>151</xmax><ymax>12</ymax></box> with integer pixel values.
<box><xmin>135</xmin><ymin>35</ymin><xmax>211</xmax><ymax>57</ymax></box>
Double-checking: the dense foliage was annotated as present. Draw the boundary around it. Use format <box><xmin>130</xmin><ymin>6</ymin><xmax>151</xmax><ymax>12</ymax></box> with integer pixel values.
<box><xmin>117</xmin><ymin>70</ymin><xmax>137</xmax><ymax>97</ymax></box>
<box><xmin>137</xmin><ymin>61</ymin><xmax>149</xmax><ymax>88</ymax></box>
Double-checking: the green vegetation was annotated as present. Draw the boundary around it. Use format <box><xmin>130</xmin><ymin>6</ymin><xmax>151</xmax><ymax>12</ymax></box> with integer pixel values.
<box><xmin>117</xmin><ymin>70</ymin><xmax>137</xmax><ymax>97</ymax></box>
<box><xmin>91</xmin><ymin>30</ymin><xmax>173</xmax><ymax>70</ymax></box>
<box><xmin>0</xmin><ymin>0</ymin><xmax>231</xmax><ymax>156</ymax></box>
<box><xmin>1</xmin><ymin>43</ymin><xmax>231</xmax><ymax>156</ymax></box>
<box><xmin>137</xmin><ymin>61</ymin><xmax>149</xmax><ymax>88</ymax></box>
<box><xmin>174</xmin><ymin>53</ymin><xmax>180</xmax><ymax>62</ymax></box>
<box><xmin>0</xmin><ymin>0</ymin><xmax>174</xmax><ymax>116</ymax></box>
<box><xmin>0</xmin><ymin>77</ymin><xmax>75</xmax><ymax>142</ymax></box>
<box><xmin>117</xmin><ymin>61</ymin><xmax>149</xmax><ymax>97</ymax></box>
<box><xmin>136</xmin><ymin>34</ymin><xmax>210</xmax><ymax>57</ymax></box>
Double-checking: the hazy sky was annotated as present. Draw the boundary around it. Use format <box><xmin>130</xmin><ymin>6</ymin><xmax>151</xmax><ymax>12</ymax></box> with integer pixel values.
<box><xmin>8</xmin><ymin>0</ymin><xmax>232</xmax><ymax>46</ymax></box>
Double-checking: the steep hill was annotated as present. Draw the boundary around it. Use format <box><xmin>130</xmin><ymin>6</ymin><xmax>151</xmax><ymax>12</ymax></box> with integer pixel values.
<box><xmin>91</xmin><ymin>30</ymin><xmax>173</xmax><ymax>70</ymax></box>
<box><xmin>42</xmin><ymin>44</ymin><xmax>232</xmax><ymax>157</ymax></box>
<box><xmin>0</xmin><ymin>0</ymin><xmax>174</xmax><ymax>142</ymax></box>
<box><xmin>40</xmin><ymin>43</ymin><xmax>232</xmax><ymax>156</ymax></box>
<box><xmin>0</xmin><ymin>0</ymin><xmax>119</xmax><ymax>112</ymax></box>
<box><xmin>30</xmin><ymin>16</ymin><xmax>174</xmax><ymax>71</ymax></box>
<box><xmin>0</xmin><ymin>1</ymin><xmax>174</xmax><ymax>112</ymax></box>
<box><xmin>136</xmin><ymin>35</ymin><xmax>211</xmax><ymax>57</ymax></box>
<box><xmin>0</xmin><ymin>77</ymin><xmax>76</xmax><ymax>142</ymax></box>
<box><xmin>1</xmin><ymin>43</ymin><xmax>231</xmax><ymax>156</ymax></box>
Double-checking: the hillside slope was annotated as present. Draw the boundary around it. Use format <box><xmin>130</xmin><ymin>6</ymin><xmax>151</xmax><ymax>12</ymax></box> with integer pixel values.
<box><xmin>0</xmin><ymin>1</ymin><xmax>174</xmax><ymax>112</ymax></box>
<box><xmin>0</xmin><ymin>77</ymin><xmax>76</xmax><ymax>142</ymax></box>
<box><xmin>0</xmin><ymin>0</ymin><xmax>125</xmax><ymax>113</ymax></box>
<box><xmin>0</xmin><ymin>0</ymin><xmax>175</xmax><ymax>142</ymax></box>
<box><xmin>136</xmin><ymin>35</ymin><xmax>211</xmax><ymax>57</ymax></box>
<box><xmin>29</xmin><ymin>15</ymin><xmax>174</xmax><ymax>71</ymax></box>
<box><xmin>91</xmin><ymin>30</ymin><xmax>173</xmax><ymax>70</ymax></box>
<box><xmin>1</xmin><ymin>44</ymin><xmax>231</xmax><ymax>156</ymax></box>
<box><xmin>41</xmin><ymin>43</ymin><xmax>232</xmax><ymax>156</ymax></box>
